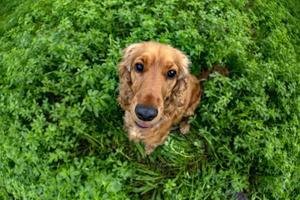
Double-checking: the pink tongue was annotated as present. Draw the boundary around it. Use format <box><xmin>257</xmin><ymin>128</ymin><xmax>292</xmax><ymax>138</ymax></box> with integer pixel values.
<box><xmin>136</xmin><ymin>121</ymin><xmax>151</xmax><ymax>128</ymax></box>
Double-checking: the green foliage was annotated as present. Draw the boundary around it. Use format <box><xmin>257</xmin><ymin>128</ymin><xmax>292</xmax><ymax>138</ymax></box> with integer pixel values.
<box><xmin>0</xmin><ymin>0</ymin><xmax>299</xmax><ymax>199</ymax></box>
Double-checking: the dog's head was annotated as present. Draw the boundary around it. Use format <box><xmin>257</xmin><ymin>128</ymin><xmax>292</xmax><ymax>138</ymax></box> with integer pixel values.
<box><xmin>118</xmin><ymin>42</ymin><xmax>190</xmax><ymax>129</ymax></box>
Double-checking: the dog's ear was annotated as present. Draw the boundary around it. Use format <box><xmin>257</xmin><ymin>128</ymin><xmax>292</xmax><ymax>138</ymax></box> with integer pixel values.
<box><xmin>164</xmin><ymin>77</ymin><xmax>188</xmax><ymax>114</ymax></box>
<box><xmin>118</xmin><ymin>43</ymin><xmax>141</xmax><ymax>110</ymax></box>
<box><xmin>172</xmin><ymin>78</ymin><xmax>188</xmax><ymax>107</ymax></box>
<box><xmin>175</xmin><ymin>49</ymin><xmax>190</xmax><ymax>79</ymax></box>
<box><xmin>165</xmin><ymin>49</ymin><xmax>190</xmax><ymax>110</ymax></box>
<box><xmin>120</xmin><ymin>43</ymin><xmax>142</xmax><ymax>72</ymax></box>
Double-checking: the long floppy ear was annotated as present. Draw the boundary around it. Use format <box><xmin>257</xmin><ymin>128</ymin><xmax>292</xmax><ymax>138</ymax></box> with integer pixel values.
<box><xmin>165</xmin><ymin>50</ymin><xmax>190</xmax><ymax>112</ymax></box>
<box><xmin>117</xmin><ymin>43</ymin><xmax>141</xmax><ymax>110</ymax></box>
<box><xmin>175</xmin><ymin>49</ymin><xmax>190</xmax><ymax>79</ymax></box>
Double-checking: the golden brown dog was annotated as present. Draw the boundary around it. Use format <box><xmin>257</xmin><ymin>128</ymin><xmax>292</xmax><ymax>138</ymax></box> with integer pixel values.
<box><xmin>118</xmin><ymin>41</ymin><xmax>201</xmax><ymax>154</ymax></box>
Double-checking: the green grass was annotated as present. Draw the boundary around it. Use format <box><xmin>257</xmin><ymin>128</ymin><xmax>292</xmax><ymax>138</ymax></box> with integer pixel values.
<box><xmin>0</xmin><ymin>0</ymin><xmax>299</xmax><ymax>199</ymax></box>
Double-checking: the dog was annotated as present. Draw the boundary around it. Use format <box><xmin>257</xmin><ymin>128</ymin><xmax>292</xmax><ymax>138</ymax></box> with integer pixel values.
<box><xmin>118</xmin><ymin>41</ymin><xmax>227</xmax><ymax>154</ymax></box>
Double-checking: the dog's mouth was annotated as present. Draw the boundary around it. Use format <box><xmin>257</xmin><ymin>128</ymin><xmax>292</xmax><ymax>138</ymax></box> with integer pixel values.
<box><xmin>135</xmin><ymin>118</ymin><xmax>163</xmax><ymax>129</ymax></box>
<box><xmin>135</xmin><ymin>121</ymin><xmax>153</xmax><ymax>129</ymax></box>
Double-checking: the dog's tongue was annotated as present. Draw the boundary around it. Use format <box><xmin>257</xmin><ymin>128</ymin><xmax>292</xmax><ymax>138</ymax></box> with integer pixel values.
<box><xmin>136</xmin><ymin>121</ymin><xmax>152</xmax><ymax>129</ymax></box>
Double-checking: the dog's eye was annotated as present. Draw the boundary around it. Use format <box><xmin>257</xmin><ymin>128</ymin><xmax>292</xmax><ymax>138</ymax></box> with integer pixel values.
<box><xmin>167</xmin><ymin>70</ymin><xmax>177</xmax><ymax>79</ymax></box>
<box><xmin>135</xmin><ymin>63</ymin><xmax>144</xmax><ymax>73</ymax></box>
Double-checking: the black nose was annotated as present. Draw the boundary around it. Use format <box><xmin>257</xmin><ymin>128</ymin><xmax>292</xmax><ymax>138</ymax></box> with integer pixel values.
<box><xmin>135</xmin><ymin>104</ymin><xmax>158</xmax><ymax>121</ymax></box>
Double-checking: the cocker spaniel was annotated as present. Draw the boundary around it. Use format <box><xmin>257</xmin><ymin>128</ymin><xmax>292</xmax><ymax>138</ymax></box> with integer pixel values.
<box><xmin>118</xmin><ymin>41</ymin><xmax>201</xmax><ymax>154</ymax></box>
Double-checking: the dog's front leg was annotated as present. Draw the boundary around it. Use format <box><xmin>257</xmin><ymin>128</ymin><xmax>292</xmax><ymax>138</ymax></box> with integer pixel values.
<box><xmin>179</xmin><ymin>117</ymin><xmax>190</xmax><ymax>134</ymax></box>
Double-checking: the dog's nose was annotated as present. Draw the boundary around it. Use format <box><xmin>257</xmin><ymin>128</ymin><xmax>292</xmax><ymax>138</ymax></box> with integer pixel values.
<box><xmin>135</xmin><ymin>104</ymin><xmax>158</xmax><ymax>121</ymax></box>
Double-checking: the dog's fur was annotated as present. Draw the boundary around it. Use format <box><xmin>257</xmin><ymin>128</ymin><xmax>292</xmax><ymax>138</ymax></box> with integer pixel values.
<box><xmin>118</xmin><ymin>41</ymin><xmax>202</xmax><ymax>154</ymax></box>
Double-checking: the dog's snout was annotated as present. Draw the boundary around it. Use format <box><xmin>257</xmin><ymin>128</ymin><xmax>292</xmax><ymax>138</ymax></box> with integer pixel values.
<box><xmin>135</xmin><ymin>104</ymin><xmax>158</xmax><ymax>121</ymax></box>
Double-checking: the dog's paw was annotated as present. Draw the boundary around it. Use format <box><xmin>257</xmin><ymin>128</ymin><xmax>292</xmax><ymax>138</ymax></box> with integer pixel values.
<box><xmin>180</xmin><ymin>121</ymin><xmax>190</xmax><ymax>134</ymax></box>
<box><xmin>145</xmin><ymin>144</ymin><xmax>156</xmax><ymax>155</ymax></box>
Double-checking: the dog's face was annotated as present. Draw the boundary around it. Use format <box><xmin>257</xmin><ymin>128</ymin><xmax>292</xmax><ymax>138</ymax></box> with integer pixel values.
<box><xmin>119</xmin><ymin>42</ymin><xmax>190</xmax><ymax>129</ymax></box>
